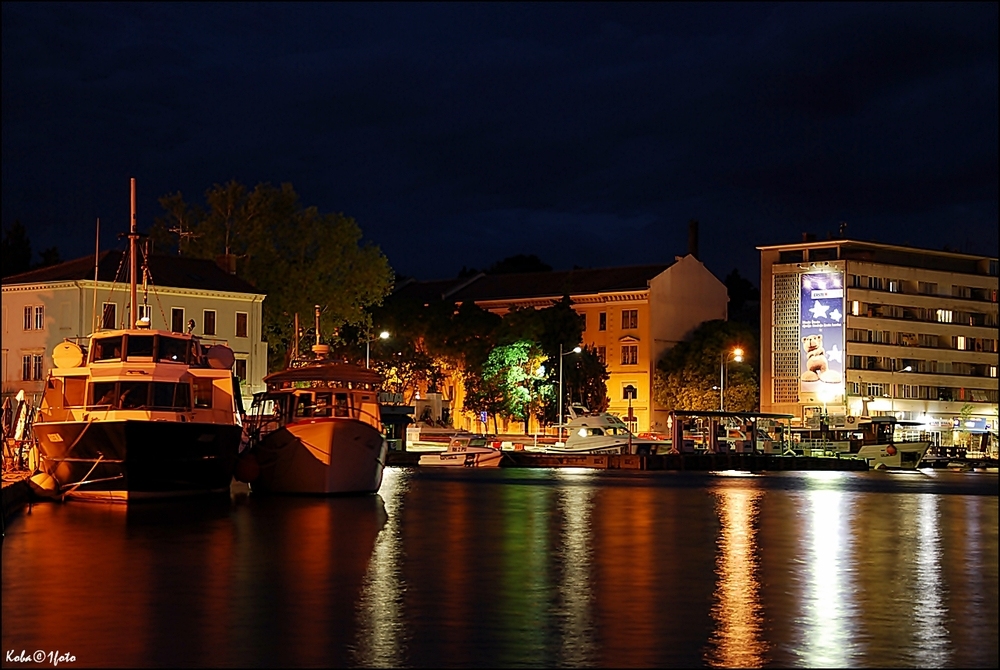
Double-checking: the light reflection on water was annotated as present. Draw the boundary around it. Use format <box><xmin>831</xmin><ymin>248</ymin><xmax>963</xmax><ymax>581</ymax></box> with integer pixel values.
<box><xmin>2</xmin><ymin>469</ymin><xmax>997</xmax><ymax>668</ymax></box>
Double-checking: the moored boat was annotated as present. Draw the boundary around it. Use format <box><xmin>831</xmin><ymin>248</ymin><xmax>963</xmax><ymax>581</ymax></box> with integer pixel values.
<box><xmin>790</xmin><ymin>416</ymin><xmax>930</xmax><ymax>469</ymax></box>
<box><xmin>544</xmin><ymin>411</ymin><xmax>663</xmax><ymax>456</ymax></box>
<box><xmin>418</xmin><ymin>435</ymin><xmax>504</xmax><ymax>467</ymax></box>
<box><xmin>238</xmin><ymin>312</ymin><xmax>387</xmax><ymax>495</ymax></box>
<box><xmin>30</xmin><ymin>180</ymin><xmax>243</xmax><ymax>501</ymax></box>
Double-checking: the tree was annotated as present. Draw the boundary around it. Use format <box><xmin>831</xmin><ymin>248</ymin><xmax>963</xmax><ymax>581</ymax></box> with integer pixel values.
<box><xmin>151</xmin><ymin>181</ymin><xmax>394</xmax><ymax>370</ymax></box>
<box><xmin>725</xmin><ymin>268</ymin><xmax>760</xmax><ymax>329</ymax></box>
<box><xmin>2</xmin><ymin>220</ymin><xmax>32</xmax><ymax>277</ymax></box>
<box><xmin>653</xmin><ymin>319</ymin><xmax>759</xmax><ymax>413</ymax></box>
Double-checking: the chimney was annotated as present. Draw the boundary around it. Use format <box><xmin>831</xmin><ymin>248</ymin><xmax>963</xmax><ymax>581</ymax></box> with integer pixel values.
<box><xmin>802</xmin><ymin>232</ymin><xmax>817</xmax><ymax>242</ymax></box>
<box><xmin>215</xmin><ymin>254</ymin><xmax>237</xmax><ymax>274</ymax></box>
<box><xmin>688</xmin><ymin>219</ymin><xmax>699</xmax><ymax>259</ymax></box>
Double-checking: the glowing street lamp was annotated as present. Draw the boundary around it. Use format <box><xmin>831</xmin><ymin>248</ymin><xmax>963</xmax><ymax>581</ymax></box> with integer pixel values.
<box><xmin>720</xmin><ymin>347</ymin><xmax>744</xmax><ymax>411</ymax></box>
<box><xmin>557</xmin><ymin>344</ymin><xmax>582</xmax><ymax>444</ymax></box>
<box><xmin>366</xmin><ymin>330</ymin><xmax>390</xmax><ymax>369</ymax></box>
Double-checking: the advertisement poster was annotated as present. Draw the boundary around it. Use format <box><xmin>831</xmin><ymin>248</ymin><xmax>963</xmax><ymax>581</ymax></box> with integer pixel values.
<box><xmin>799</xmin><ymin>271</ymin><xmax>845</xmax><ymax>399</ymax></box>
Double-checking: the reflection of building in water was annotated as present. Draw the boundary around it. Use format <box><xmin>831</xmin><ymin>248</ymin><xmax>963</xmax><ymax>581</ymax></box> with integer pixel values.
<box><xmin>705</xmin><ymin>485</ymin><xmax>768</xmax><ymax>668</ymax></box>
<box><xmin>800</xmin><ymin>477</ymin><xmax>852</xmax><ymax>667</ymax></box>
<box><xmin>354</xmin><ymin>468</ymin><xmax>406</xmax><ymax>668</ymax></box>
<box><xmin>554</xmin><ymin>470</ymin><xmax>597</xmax><ymax>665</ymax></box>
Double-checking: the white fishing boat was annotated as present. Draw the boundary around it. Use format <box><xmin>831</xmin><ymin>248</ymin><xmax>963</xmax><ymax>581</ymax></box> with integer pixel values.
<box><xmin>30</xmin><ymin>180</ymin><xmax>244</xmax><ymax>501</ymax></box>
<box><xmin>418</xmin><ymin>435</ymin><xmax>504</xmax><ymax>467</ymax></box>
<box><xmin>238</xmin><ymin>310</ymin><xmax>387</xmax><ymax>495</ymax></box>
<box><xmin>790</xmin><ymin>416</ymin><xmax>931</xmax><ymax>469</ymax></box>
<box><xmin>544</xmin><ymin>411</ymin><xmax>663</xmax><ymax>456</ymax></box>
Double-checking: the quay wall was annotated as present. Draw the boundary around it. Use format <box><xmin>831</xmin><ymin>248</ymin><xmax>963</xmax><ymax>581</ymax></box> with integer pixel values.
<box><xmin>2</xmin><ymin>473</ymin><xmax>33</xmax><ymax>530</ymax></box>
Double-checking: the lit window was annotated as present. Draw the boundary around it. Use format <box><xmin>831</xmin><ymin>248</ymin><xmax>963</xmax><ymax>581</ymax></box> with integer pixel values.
<box><xmin>990</xmin><ymin>366</ymin><xmax>997</xmax><ymax>378</ymax></box>
<box><xmin>957</xmin><ymin>336</ymin><xmax>967</xmax><ymax>351</ymax></box>
<box><xmin>621</xmin><ymin>309</ymin><xmax>638</xmax><ymax>329</ymax></box>
<box><xmin>936</xmin><ymin>309</ymin><xmax>953</xmax><ymax>323</ymax></box>
<box><xmin>851</xmin><ymin>301</ymin><xmax>860</xmax><ymax>316</ymax></box>
<box><xmin>621</xmin><ymin>345</ymin><xmax>638</xmax><ymax>365</ymax></box>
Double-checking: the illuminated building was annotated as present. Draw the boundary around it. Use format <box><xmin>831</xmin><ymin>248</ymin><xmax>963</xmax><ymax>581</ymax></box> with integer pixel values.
<box><xmin>1</xmin><ymin>252</ymin><xmax>267</xmax><ymax>407</ymax></box>
<box><xmin>392</xmin><ymin>254</ymin><xmax>727</xmax><ymax>433</ymax></box>
<box><xmin>758</xmin><ymin>237</ymin><xmax>998</xmax><ymax>444</ymax></box>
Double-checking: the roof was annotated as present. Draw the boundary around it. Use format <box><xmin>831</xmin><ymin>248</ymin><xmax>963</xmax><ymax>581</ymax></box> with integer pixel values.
<box><xmin>2</xmin><ymin>251</ymin><xmax>265</xmax><ymax>294</ymax></box>
<box><xmin>393</xmin><ymin>263</ymin><xmax>673</xmax><ymax>304</ymax></box>
<box><xmin>264</xmin><ymin>361</ymin><xmax>382</xmax><ymax>386</ymax></box>
<box><xmin>756</xmin><ymin>238</ymin><xmax>998</xmax><ymax>262</ymax></box>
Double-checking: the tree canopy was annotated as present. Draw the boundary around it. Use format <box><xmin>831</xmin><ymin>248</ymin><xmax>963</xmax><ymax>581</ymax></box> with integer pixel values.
<box><xmin>653</xmin><ymin>319</ymin><xmax>759</xmax><ymax>413</ymax></box>
<box><xmin>150</xmin><ymin>181</ymin><xmax>394</xmax><ymax>370</ymax></box>
<box><xmin>2</xmin><ymin>220</ymin><xmax>62</xmax><ymax>277</ymax></box>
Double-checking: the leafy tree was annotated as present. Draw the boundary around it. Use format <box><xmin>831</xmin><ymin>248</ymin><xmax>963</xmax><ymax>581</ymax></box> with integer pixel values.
<box><xmin>151</xmin><ymin>181</ymin><xmax>394</xmax><ymax>370</ymax></box>
<box><xmin>653</xmin><ymin>319</ymin><xmax>759</xmax><ymax>413</ymax></box>
<box><xmin>464</xmin><ymin>340</ymin><xmax>543</xmax><ymax>434</ymax></box>
<box><xmin>2</xmin><ymin>220</ymin><xmax>32</xmax><ymax>277</ymax></box>
<box><xmin>36</xmin><ymin>246</ymin><xmax>62</xmax><ymax>269</ymax></box>
<box><xmin>725</xmin><ymin>268</ymin><xmax>760</xmax><ymax>329</ymax></box>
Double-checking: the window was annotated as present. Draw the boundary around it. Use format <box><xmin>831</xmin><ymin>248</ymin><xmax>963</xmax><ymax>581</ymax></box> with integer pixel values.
<box><xmin>621</xmin><ymin>309</ymin><xmax>638</xmax><ymax>330</ymax></box>
<box><xmin>918</xmin><ymin>282</ymin><xmax>938</xmax><ymax>295</ymax></box>
<box><xmin>936</xmin><ymin>309</ymin><xmax>953</xmax><ymax>323</ymax></box>
<box><xmin>956</xmin><ymin>336</ymin><xmax>968</xmax><ymax>351</ymax></box>
<box><xmin>596</xmin><ymin>346</ymin><xmax>606</xmax><ymax>364</ymax></box>
<box><xmin>193</xmin><ymin>379</ymin><xmax>213</xmax><ymax>408</ymax></box>
<box><xmin>21</xmin><ymin>355</ymin><xmax>31</xmax><ymax>381</ymax></box>
<box><xmin>34</xmin><ymin>305</ymin><xmax>44</xmax><ymax>330</ymax></box>
<box><xmin>867</xmin><ymin>276</ymin><xmax>884</xmax><ymax>290</ymax></box>
<box><xmin>236</xmin><ymin>312</ymin><xmax>248</xmax><ymax>338</ymax></box>
<box><xmin>621</xmin><ymin>345</ymin><xmax>638</xmax><ymax>365</ymax></box>
<box><xmin>171</xmin><ymin>308</ymin><xmax>185</xmax><ymax>333</ymax></box>
<box><xmin>599</xmin><ymin>312</ymin><xmax>607</xmax><ymax>331</ymax></box>
<box><xmin>23</xmin><ymin>306</ymin><xmax>32</xmax><ymax>330</ymax></box>
<box><xmin>137</xmin><ymin>304</ymin><xmax>152</xmax><ymax>326</ymax></box>
<box><xmin>235</xmin><ymin>358</ymin><xmax>247</xmax><ymax>382</ymax></box>
<box><xmin>779</xmin><ymin>250</ymin><xmax>803</xmax><ymax>263</ymax></box>
<box><xmin>102</xmin><ymin>302</ymin><xmax>117</xmax><ymax>330</ymax></box>
<box><xmin>203</xmin><ymin>310</ymin><xmax>217</xmax><ymax>336</ymax></box>
<box><xmin>21</xmin><ymin>354</ymin><xmax>43</xmax><ymax>381</ymax></box>
<box><xmin>851</xmin><ymin>301</ymin><xmax>860</xmax><ymax>316</ymax></box>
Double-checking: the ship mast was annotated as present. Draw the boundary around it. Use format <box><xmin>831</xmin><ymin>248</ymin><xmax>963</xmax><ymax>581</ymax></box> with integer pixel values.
<box><xmin>129</xmin><ymin>178</ymin><xmax>138</xmax><ymax>328</ymax></box>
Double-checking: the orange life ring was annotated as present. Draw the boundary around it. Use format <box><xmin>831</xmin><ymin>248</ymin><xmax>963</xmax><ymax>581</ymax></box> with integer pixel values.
<box><xmin>886</xmin><ymin>445</ymin><xmax>897</xmax><ymax>456</ymax></box>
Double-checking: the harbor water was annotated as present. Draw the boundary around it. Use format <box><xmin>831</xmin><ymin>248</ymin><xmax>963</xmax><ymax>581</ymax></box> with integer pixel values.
<box><xmin>2</xmin><ymin>467</ymin><xmax>997</xmax><ymax>668</ymax></box>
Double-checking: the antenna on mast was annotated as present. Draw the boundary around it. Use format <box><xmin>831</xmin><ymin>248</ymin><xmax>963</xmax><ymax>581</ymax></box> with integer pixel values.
<box><xmin>93</xmin><ymin>218</ymin><xmax>100</xmax><ymax>332</ymax></box>
<box><xmin>129</xmin><ymin>178</ymin><xmax>139</xmax><ymax>328</ymax></box>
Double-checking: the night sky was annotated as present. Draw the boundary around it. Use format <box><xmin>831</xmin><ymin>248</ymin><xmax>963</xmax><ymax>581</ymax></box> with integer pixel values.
<box><xmin>3</xmin><ymin>2</ymin><xmax>997</xmax><ymax>284</ymax></box>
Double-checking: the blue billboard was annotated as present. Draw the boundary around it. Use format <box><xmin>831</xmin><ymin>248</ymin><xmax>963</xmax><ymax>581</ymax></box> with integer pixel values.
<box><xmin>799</xmin><ymin>271</ymin><xmax>845</xmax><ymax>398</ymax></box>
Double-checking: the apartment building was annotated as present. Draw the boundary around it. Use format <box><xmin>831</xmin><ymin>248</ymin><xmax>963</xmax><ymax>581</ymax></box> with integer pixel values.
<box><xmin>759</xmin><ymin>237</ymin><xmax>998</xmax><ymax>444</ymax></box>
<box><xmin>394</xmin><ymin>254</ymin><xmax>727</xmax><ymax>433</ymax></box>
<box><xmin>2</xmin><ymin>251</ymin><xmax>268</xmax><ymax>407</ymax></box>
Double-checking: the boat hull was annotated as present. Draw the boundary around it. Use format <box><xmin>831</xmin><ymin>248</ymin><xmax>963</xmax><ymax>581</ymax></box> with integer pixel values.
<box><xmin>250</xmin><ymin>418</ymin><xmax>386</xmax><ymax>494</ymax></box>
<box><xmin>418</xmin><ymin>449</ymin><xmax>504</xmax><ymax>467</ymax></box>
<box><xmin>33</xmin><ymin>419</ymin><xmax>242</xmax><ymax>498</ymax></box>
<box><xmin>855</xmin><ymin>441</ymin><xmax>930</xmax><ymax>469</ymax></box>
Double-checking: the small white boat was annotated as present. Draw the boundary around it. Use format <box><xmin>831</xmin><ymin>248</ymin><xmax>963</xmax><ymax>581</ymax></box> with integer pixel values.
<box><xmin>544</xmin><ymin>412</ymin><xmax>662</xmax><ymax>456</ymax></box>
<box><xmin>418</xmin><ymin>435</ymin><xmax>504</xmax><ymax>467</ymax></box>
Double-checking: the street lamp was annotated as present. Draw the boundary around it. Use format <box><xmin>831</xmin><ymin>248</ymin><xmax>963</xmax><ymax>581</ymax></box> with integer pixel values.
<box><xmin>557</xmin><ymin>343</ymin><xmax>582</xmax><ymax>444</ymax></box>
<box><xmin>719</xmin><ymin>347</ymin><xmax>744</xmax><ymax>411</ymax></box>
<box><xmin>366</xmin><ymin>330</ymin><xmax>390</xmax><ymax>368</ymax></box>
<box><xmin>890</xmin><ymin>364</ymin><xmax>913</xmax><ymax>416</ymax></box>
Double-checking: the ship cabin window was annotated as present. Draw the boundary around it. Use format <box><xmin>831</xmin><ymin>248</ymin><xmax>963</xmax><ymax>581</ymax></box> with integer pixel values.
<box><xmin>91</xmin><ymin>381</ymin><xmax>118</xmax><ymax>407</ymax></box>
<box><xmin>151</xmin><ymin>382</ymin><xmax>191</xmax><ymax>410</ymax></box>
<box><xmin>91</xmin><ymin>336</ymin><xmax>124</xmax><ymax>362</ymax></box>
<box><xmin>193</xmin><ymin>378</ymin><xmax>214</xmax><ymax>408</ymax></box>
<box><xmin>313</xmin><ymin>393</ymin><xmax>332</xmax><ymax>417</ymax></box>
<box><xmin>294</xmin><ymin>393</ymin><xmax>315</xmax><ymax>418</ymax></box>
<box><xmin>118</xmin><ymin>381</ymin><xmax>150</xmax><ymax>409</ymax></box>
<box><xmin>334</xmin><ymin>393</ymin><xmax>350</xmax><ymax>418</ymax></box>
<box><xmin>158</xmin><ymin>337</ymin><xmax>190</xmax><ymax>363</ymax></box>
<box><xmin>126</xmin><ymin>334</ymin><xmax>155</xmax><ymax>359</ymax></box>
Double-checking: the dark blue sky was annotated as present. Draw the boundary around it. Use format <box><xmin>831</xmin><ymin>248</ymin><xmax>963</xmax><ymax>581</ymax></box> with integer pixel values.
<box><xmin>3</xmin><ymin>2</ymin><xmax>997</xmax><ymax>284</ymax></box>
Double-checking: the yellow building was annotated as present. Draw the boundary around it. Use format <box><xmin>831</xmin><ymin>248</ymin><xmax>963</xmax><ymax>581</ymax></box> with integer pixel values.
<box><xmin>758</xmin><ymin>237</ymin><xmax>998</xmax><ymax>444</ymax></box>
<box><xmin>395</xmin><ymin>254</ymin><xmax>727</xmax><ymax>434</ymax></box>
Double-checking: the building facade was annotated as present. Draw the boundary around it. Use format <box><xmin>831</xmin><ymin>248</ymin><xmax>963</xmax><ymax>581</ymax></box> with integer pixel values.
<box><xmin>2</xmin><ymin>252</ymin><xmax>268</xmax><ymax>408</ymax></box>
<box><xmin>758</xmin><ymin>238</ymin><xmax>998</xmax><ymax>444</ymax></box>
<box><xmin>396</xmin><ymin>254</ymin><xmax>728</xmax><ymax>434</ymax></box>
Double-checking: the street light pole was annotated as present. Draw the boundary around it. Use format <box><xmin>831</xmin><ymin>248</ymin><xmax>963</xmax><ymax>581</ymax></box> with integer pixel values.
<box><xmin>890</xmin><ymin>364</ymin><xmax>913</xmax><ymax>416</ymax></box>
<box><xmin>366</xmin><ymin>330</ymin><xmax>390</xmax><ymax>368</ymax></box>
<box><xmin>557</xmin><ymin>344</ymin><xmax>582</xmax><ymax>444</ymax></box>
<box><xmin>719</xmin><ymin>347</ymin><xmax>744</xmax><ymax>411</ymax></box>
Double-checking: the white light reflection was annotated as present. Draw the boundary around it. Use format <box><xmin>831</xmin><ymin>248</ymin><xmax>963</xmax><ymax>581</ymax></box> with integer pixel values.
<box><xmin>800</xmin><ymin>480</ymin><xmax>852</xmax><ymax>667</ymax></box>
<box><xmin>911</xmin><ymin>493</ymin><xmax>950</xmax><ymax>666</ymax></box>
<box><xmin>353</xmin><ymin>467</ymin><xmax>408</xmax><ymax>667</ymax></box>
<box><xmin>706</xmin><ymin>486</ymin><xmax>767</xmax><ymax>668</ymax></box>
<box><xmin>553</xmin><ymin>468</ymin><xmax>597</xmax><ymax>665</ymax></box>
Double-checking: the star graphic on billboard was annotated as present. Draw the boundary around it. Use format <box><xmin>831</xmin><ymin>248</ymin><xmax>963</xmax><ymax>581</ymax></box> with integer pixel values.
<box><xmin>809</xmin><ymin>300</ymin><xmax>830</xmax><ymax>319</ymax></box>
<box><xmin>827</xmin><ymin>344</ymin><xmax>843</xmax><ymax>363</ymax></box>
<box><xmin>829</xmin><ymin>308</ymin><xmax>842</xmax><ymax>322</ymax></box>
